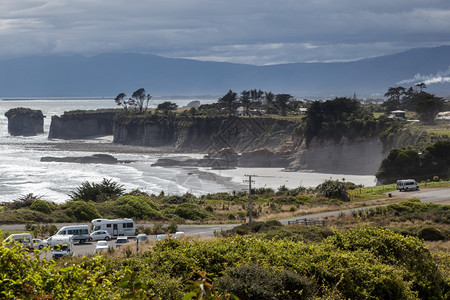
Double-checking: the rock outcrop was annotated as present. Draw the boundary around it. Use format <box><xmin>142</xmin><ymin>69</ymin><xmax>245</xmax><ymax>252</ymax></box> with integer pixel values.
<box><xmin>4</xmin><ymin>107</ymin><xmax>44</xmax><ymax>136</ymax></box>
<box><xmin>40</xmin><ymin>154</ymin><xmax>127</xmax><ymax>164</ymax></box>
<box><xmin>48</xmin><ymin>110</ymin><xmax>116</xmax><ymax>139</ymax></box>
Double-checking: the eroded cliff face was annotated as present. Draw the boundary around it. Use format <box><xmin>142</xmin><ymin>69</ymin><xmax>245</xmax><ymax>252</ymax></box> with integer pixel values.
<box><xmin>47</xmin><ymin>111</ymin><xmax>400</xmax><ymax>175</ymax></box>
<box><xmin>113</xmin><ymin>116</ymin><xmax>297</xmax><ymax>153</ymax></box>
<box><xmin>289</xmin><ymin>137</ymin><xmax>383</xmax><ymax>175</ymax></box>
<box><xmin>5</xmin><ymin>107</ymin><xmax>44</xmax><ymax>136</ymax></box>
<box><xmin>48</xmin><ymin>111</ymin><xmax>116</xmax><ymax>139</ymax></box>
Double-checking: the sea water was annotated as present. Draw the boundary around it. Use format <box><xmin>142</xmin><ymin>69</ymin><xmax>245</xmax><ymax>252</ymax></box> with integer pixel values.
<box><xmin>0</xmin><ymin>98</ymin><xmax>376</xmax><ymax>203</ymax></box>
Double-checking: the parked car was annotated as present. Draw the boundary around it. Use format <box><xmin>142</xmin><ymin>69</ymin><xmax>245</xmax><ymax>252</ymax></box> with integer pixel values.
<box><xmin>115</xmin><ymin>236</ymin><xmax>129</xmax><ymax>248</ymax></box>
<box><xmin>136</xmin><ymin>233</ymin><xmax>148</xmax><ymax>242</ymax></box>
<box><xmin>90</xmin><ymin>230</ymin><xmax>112</xmax><ymax>241</ymax></box>
<box><xmin>173</xmin><ymin>232</ymin><xmax>185</xmax><ymax>238</ymax></box>
<box><xmin>94</xmin><ymin>241</ymin><xmax>110</xmax><ymax>253</ymax></box>
<box><xmin>156</xmin><ymin>234</ymin><xmax>167</xmax><ymax>241</ymax></box>
<box><xmin>32</xmin><ymin>238</ymin><xmax>49</xmax><ymax>250</ymax></box>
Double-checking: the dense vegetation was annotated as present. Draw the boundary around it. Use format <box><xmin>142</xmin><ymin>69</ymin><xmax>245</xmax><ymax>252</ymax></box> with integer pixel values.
<box><xmin>4</xmin><ymin>107</ymin><xmax>44</xmax><ymax>119</ymax></box>
<box><xmin>382</xmin><ymin>85</ymin><xmax>447</xmax><ymax>123</ymax></box>
<box><xmin>0</xmin><ymin>180</ymin><xmax>349</xmax><ymax>224</ymax></box>
<box><xmin>1</xmin><ymin>225</ymin><xmax>448</xmax><ymax>299</ymax></box>
<box><xmin>377</xmin><ymin>140</ymin><xmax>450</xmax><ymax>184</ymax></box>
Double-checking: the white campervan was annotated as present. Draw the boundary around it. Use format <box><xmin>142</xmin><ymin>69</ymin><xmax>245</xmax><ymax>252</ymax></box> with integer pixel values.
<box><xmin>3</xmin><ymin>233</ymin><xmax>33</xmax><ymax>250</ymax></box>
<box><xmin>396</xmin><ymin>179</ymin><xmax>419</xmax><ymax>191</ymax></box>
<box><xmin>92</xmin><ymin>218</ymin><xmax>136</xmax><ymax>237</ymax></box>
<box><xmin>50</xmin><ymin>235</ymin><xmax>74</xmax><ymax>259</ymax></box>
<box><xmin>55</xmin><ymin>225</ymin><xmax>91</xmax><ymax>244</ymax></box>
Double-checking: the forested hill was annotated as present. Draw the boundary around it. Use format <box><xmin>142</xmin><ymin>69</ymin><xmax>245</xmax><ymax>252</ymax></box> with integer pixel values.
<box><xmin>0</xmin><ymin>46</ymin><xmax>449</xmax><ymax>98</ymax></box>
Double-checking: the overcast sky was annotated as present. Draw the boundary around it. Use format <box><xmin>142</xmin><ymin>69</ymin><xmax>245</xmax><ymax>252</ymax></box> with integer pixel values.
<box><xmin>1</xmin><ymin>0</ymin><xmax>449</xmax><ymax>65</ymax></box>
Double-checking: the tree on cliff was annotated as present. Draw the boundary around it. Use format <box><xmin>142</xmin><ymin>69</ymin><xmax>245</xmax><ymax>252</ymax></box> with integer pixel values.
<box><xmin>157</xmin><ymin>101</ymin><xmax>178</xmax><ymax>115</ymax></box>
<box><xmin>414</xmin><ymin>92</ymin><xmax>445</xmax><ymax>124</ymax></box>
<box><xmin>264</xmin><ymin>91</ymin><xmax>275</xmax><ymax>113</ymax></box>
<box><xmin>115</xmin><ymin>88</ymin><xmax>152</xmax><ymax>112</ymax></box>
<box><xmin>239</xmin><ymin>90</ymin><xmax>251</xmax><ymax>115</ymax></box>
<box><xmin>115</xmin><ymin>93</ymin><xmax>128</xmax><ymax>111</ymax></box>
<box><xmin>274</xmin><ymin>93</ymin><xmax>293</xmax><ymax>116</ymax></box>
<box><xmin>218</xmin><ymin>90</ymin><xmax>238</xmax><ymax>115</ymax></box>
<box><xmin>382</xmin><ymin>86</ymin><xmax>405</xmax><ymax>112</ymax></box>
<box><xmin>131</xmin><ymin>88</ymin><xmax>152</xmax><ymax>112</ymax></box>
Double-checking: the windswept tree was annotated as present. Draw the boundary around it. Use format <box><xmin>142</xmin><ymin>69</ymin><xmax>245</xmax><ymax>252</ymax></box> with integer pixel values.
<box><xmin>275</xmin><ymin>93</ymin><xmax>293</xmax><ymax>116</ymax></box>
<box><xmin>382</xmin><ymin>86</ymin><xmax>405</xmax><ymax>112</ymax></box>
<box><xmin>250</xmin><ymin>89</ymin><xmax>264</xmax><ymax>106</ymax></box>
<box><xmin>157</xmin><ymin>101</ymin><xmax>178</xmax><ymax>115</ymax></box>
<box><xmin>264</xmin><ymin>91</ymin><xmax>275</xmax><ymax>112</ymax></box>
<box><xmin>131</xmin><ymin>88</ymin><xmax>152</xmax><ymax>112</ymax></box>
<box><xmin>239</xmin><ymin>90</ymin><xmax>251</xmax><ymax>115</ymax></box>
<box><xmin>415</xmin><ymin>82</ymin><xmax>427</xmax><ymax>92</ymax></box>
<box><xmin>115</xmin><ymin>88</ymin><xmax>152</xmax><ymax>112</ymax></box>
<box><xmin>218</xmin><ymin>89</ymin><xmax>238</xmax><ymax>115</ymax></box>
<box><xmin>115</xmin><ymin>93</ymin><xmax>128</xmax><ymax>111</ymax></box>
<box><xmin>70</xmin><ymin>178</ymin><xmax>124</xmax><ymax>202</ymax></box>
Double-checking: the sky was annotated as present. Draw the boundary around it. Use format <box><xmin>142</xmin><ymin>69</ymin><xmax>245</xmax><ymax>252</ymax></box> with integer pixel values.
<box><xmin>1</xmin><ymin>0</ymin><xmax>450</xmax><ymax>65</ymax></box>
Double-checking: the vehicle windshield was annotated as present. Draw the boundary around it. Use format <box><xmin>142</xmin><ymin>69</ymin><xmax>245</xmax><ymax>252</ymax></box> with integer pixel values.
<box><xmin>97</xmin><ymin>241</ymin><xmax>108</xmax><ymax>246</ymax></box>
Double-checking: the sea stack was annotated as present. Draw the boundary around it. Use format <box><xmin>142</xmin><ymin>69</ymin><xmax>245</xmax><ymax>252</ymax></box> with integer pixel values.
<box><xmin>4</xmin><ymin>107</ymin><xmax>44</xmax><ymax>136</ymax></box>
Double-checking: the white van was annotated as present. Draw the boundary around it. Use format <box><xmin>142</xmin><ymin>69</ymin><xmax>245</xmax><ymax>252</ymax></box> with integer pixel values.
<box><xmin>3</xmin><ymin>233</ymin><xmax>33</xmax><ymax>250</ymax></box>
<box><xmin>397</xmin><ymin>179</ymin><xmax>419</xmax><ymax>191</ymax></box>
<box><xmin>55</xmin><ymin>225</ymin><xmax>91</xmax><ymax>244</ymax></box>
<box><xmin>92</xmin><ymin>218</ymin><xmax>136</xmax><ymax>237</ymax></box>
<box><xmin>50</xmin><ymin>235</ymin><xmax>74</xmax><ymax>259</ymax></box>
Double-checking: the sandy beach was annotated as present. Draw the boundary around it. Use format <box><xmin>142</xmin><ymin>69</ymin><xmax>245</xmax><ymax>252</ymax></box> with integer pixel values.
<box><xmin>27</xmin><ymin>138</ymin><xmax>378</xmax><ymax>190</ymax></box>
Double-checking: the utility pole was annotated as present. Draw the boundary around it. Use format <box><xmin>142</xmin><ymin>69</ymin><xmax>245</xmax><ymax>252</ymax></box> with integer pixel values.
<box><xmin>243</xmin><ymin>174</ymin><xmax>256</xmax><ymax>226</ymax></box>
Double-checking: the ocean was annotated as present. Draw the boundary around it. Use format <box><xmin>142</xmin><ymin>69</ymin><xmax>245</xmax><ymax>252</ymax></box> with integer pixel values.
<box><xmin>0</xmin><ymin>98</ymin><xmax>377</xmax><ymax>203</ymax></box>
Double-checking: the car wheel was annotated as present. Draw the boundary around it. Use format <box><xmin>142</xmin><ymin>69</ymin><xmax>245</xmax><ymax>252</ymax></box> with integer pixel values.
<box><xmin>79</xmin><ymin>239</ymin><xmax>85</xmax><ymax>244</ymax></box>
<box><xmin>105</xmin><ymin>236</ymin><xmax>111</xmax><ymax>241</ymax></box>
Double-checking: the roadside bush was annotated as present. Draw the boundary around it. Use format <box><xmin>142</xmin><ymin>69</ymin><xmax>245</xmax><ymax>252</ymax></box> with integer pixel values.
<box><xmin>114</xmin><ymin>195</ymin><xmax>164</xmax><ymax>220</ymax></box>
<box><xmin>263</xmin><ymin>225</ymin><xmax>334</xmax><ymax>243</ymax></box>
<box><xmin>61</xmin><ymin>200</ymin><xmax>101</xmax><ymax>222</ymax></box>
<box><xmin>316</xmin><ymin>179</ymin><xmax>349</xmax><ymax>201</ymax></box>
<box><xmin>327</xmin><ymin>226</ymin><xmax>447</xmax><ymax>299</ymax></box>
<box><xmin>174</xmin><ymin>203</ymin><xmax>212</xmax><ymax>220</ymax></box>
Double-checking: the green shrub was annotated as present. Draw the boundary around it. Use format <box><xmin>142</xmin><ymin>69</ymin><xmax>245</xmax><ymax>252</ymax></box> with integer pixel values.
<box><xmin>327</xmin><ymin>226</ymin><xmax>447</xmax><ymax>299</ymax></box>
<box><xmin>174</xmin><ymin>203</ymin><xmax>212</xmax><ymax>220</ymax></box>
<box><xmin>316</xmin><ymin>180</ymin><xmax>349</xmax><ymax>201</ymax></box>
<box><xmin>29</xmin><ymin>199</ymin><xmax>56</xmax><ymax>214</ymax></box>
<box><xmin>227</xmin><ymin>213</ymin><xmax>236</xmax><ymax>220</ymax></box>
<box><xmin>61</xmin><ymin>200</ymin><xmax>101</xmax><ymax>222</ymax></box>
<box><xmin>114</xmin><ymin>195</ymin><xmax>164</xmax><ymax>220</ymax></box>
<box><xmin>417</xmin><ymin>226</ymin><xmax>445</xmax><ymax>241</ymax></box>
<box><xmin>216</xmin><ymin>263</ymin><xmax>315</xmax><ymax>300</ymax></box>
<box><xmin>70</xmin><ymin>178</ymin><xmax>124</xmax><ymax>202</ymax></box>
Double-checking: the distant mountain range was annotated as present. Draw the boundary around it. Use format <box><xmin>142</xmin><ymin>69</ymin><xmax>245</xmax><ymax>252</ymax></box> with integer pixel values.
<box><xmin>0</xmin><ymin>46</ymin><xmax>449</xmax><ymax>98</ymax></box>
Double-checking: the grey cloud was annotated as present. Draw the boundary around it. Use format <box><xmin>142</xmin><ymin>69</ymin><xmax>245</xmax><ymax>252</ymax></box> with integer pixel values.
<box><xmin>0</xmin><ymin>0</ymin><xmax>449</xmax><ymax>64</ymax></box>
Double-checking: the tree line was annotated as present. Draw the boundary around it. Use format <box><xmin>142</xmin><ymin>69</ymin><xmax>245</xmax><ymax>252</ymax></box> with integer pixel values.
<box><xmin>382</xmin><ymin>83</ymin><xmax>446</xmax><ymax>123</ymax></box>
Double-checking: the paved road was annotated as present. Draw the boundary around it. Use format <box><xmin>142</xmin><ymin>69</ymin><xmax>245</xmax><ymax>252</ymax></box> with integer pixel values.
<box><xmin>3</xmin><ymin>187</ymin><xmax>449</xmax><ymax>257</ymax></box>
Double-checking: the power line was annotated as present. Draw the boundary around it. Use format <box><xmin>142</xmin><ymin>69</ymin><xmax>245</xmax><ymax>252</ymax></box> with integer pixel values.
<box><xmin>243</xmin><ymin>174</ymin><xmax>257</xmax><ymax>226</ymax></box>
